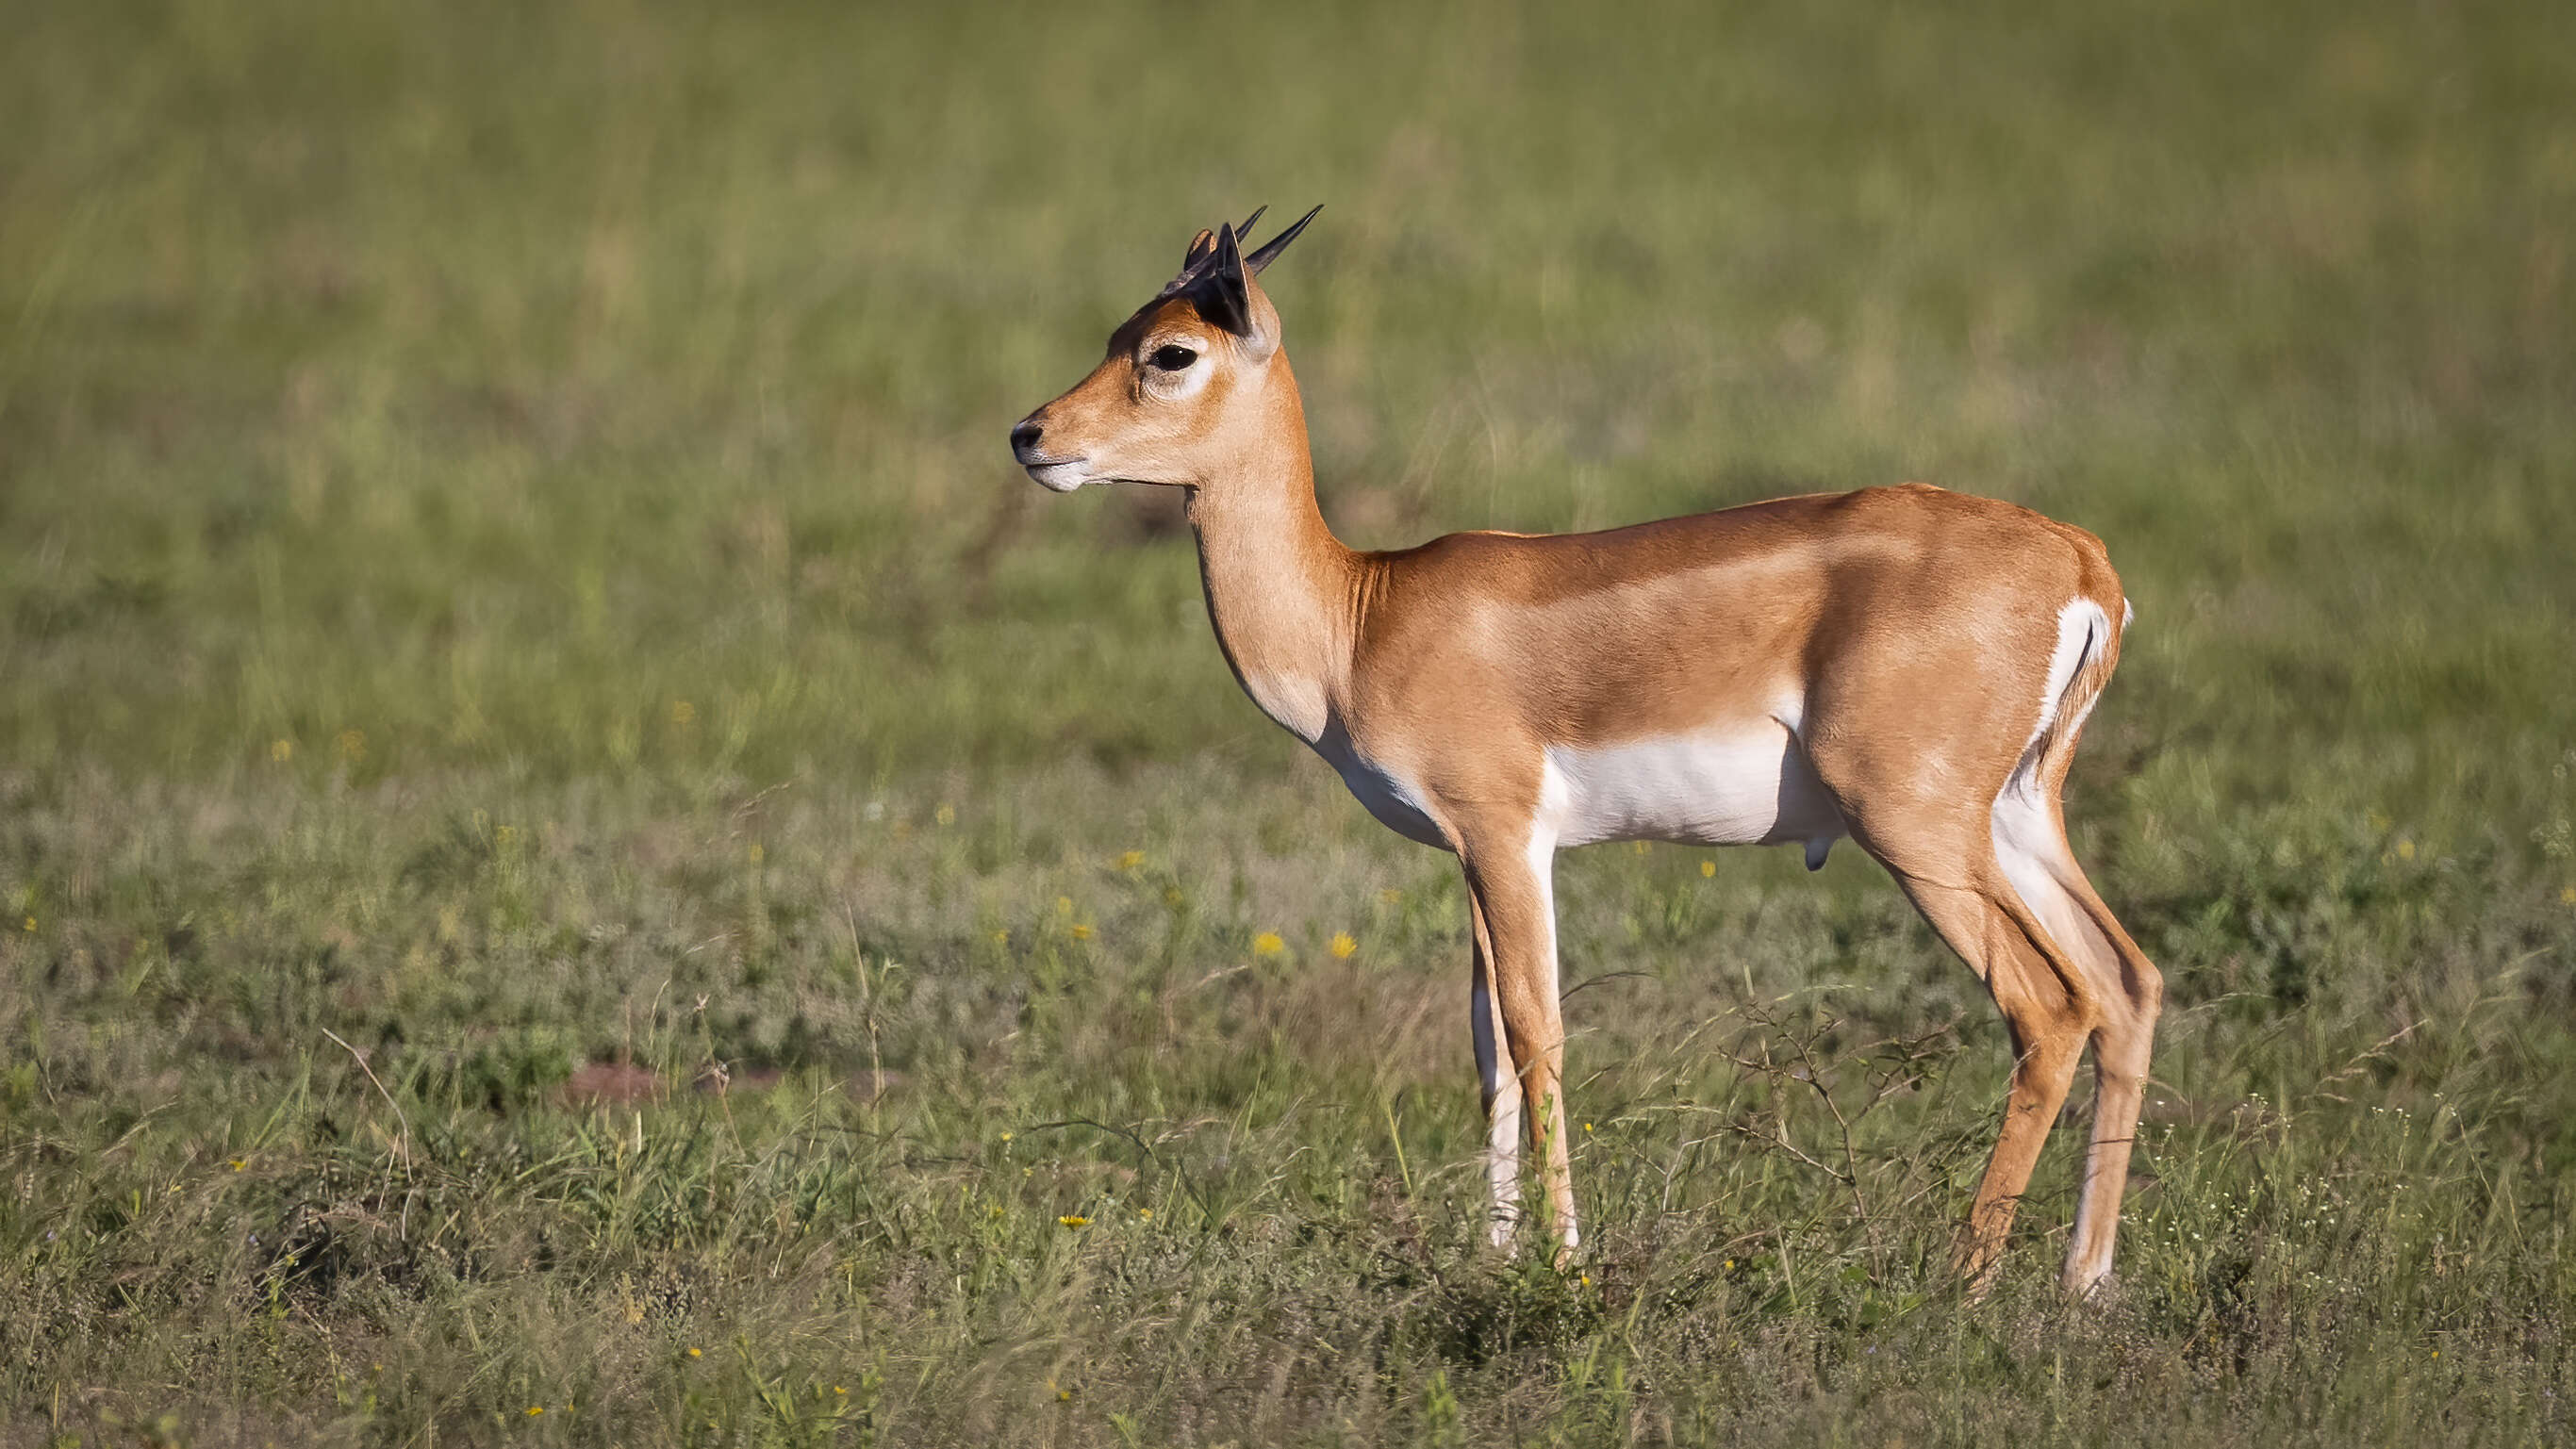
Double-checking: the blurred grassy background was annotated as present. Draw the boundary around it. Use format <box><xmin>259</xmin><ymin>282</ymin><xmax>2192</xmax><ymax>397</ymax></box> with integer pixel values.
<box><xmin>4</xmin><ymin>0</ymin><xmax>2575</xmax><ymax>1443</ymax></box>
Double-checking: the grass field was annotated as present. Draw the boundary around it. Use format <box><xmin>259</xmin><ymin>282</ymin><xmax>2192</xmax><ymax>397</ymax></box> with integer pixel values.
<box><xmin>6</xmin><ymin>0</ymin><xmax>2576</xmax><ymax>1442</ymax></box>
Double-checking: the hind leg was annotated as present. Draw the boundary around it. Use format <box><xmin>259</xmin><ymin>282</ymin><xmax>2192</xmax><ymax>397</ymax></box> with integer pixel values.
<box><xmin>2052</xmin><ymin>859</ymin><xmax>2162</xmax><ymax>1293</ymax></box>
<box><xmin>1885</xmin><ymin>865</ymin><xmax>2096</xmax><ymax>1292</ymax></box>
<box><xmin>1991</xmin><ymin>783</ymin><xmax>2163</xmax><ymax>1293</ymax></box>
<box><xmin>1800</xmin><ymin>596</ymin><xmax>2129</xmax><ymax>1291</ymax></box>
<box><xmin>1807</xmin><ymin>745</ymin><xmax>2101</xmax><ymax>1287</ymax></box>
<box><xmin>1811</xmin><ymin>784</ymin><xmax>2098</xmax><ymax>1288</ymax></box>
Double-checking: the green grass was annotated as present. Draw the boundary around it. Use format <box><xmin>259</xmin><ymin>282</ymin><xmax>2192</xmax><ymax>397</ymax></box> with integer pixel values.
<box><xmin>5</xmin><ymin>0</ymin><xmax>2575</xmax><ymax>1442</ymax></box>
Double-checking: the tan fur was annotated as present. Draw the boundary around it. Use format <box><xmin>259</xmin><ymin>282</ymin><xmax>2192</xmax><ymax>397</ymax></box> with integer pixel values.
<box><xmin>1013</xmin><ymin>225</ymin><xmax>2160</xmax><ymax>1293</ymax></box>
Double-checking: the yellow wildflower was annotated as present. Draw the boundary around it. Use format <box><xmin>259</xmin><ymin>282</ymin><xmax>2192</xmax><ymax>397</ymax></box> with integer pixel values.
<box><xmin>1138</xmin><ymin>1208</ymin><xmax>1152</xmax><ymax>1220</ymax></box>
<box><xmin>1059</xmin><ymin>1214</ymin><xmax>1090</xmax><ymax>1228</ymax></box>
<box><xmin>1069</xmin><ymin>923</ymin><xmax>1093</xmax><ymax>941</ymax></box>
<box><xmin>1118</xmin><ymin>849</ymin><xmax>1146</xmax><ymax>871</ymax></box>
<box><xmin>2562</xmin><ymin>886</ymin><xmax>2576</xmax><ymax>905</ymax></box>
<box><xmin>686</xmin><ymin>1346</ymin><xmax>702</xmax><ymax>1358</ymax></box>
<box><xmin>230</xmin><ymin>1158</ymin><xmax>248</xmax><ymax>1171</ymax></box>
<box><xmin>1252</xmin><ymin>931</ymin><xmax>1285</xmax><ymax>956</ymax></box>
<box><xmin>1328</xmin><ymin>931</ymin><xmax>1357</xmax><ymax>959</ymax></box>
<box><xmin>1700</xmin><ymin>860</ymin><xmax>1716</xmax><ymax>878</ymax></box>
<box><xmin>2397</xmin><ymin>838</ymin><xmax>2416</xmax><ymax>861</ymax></box>
<box><xmin>934</xmin><ymin>802</ymin><xmax>956</xmax><ymax>827</ymax></box>
<box><xmin>525</xmin><ymin>1407</ymin><xmax>543</xmax><ymax>1416</ymax></box>
<box><xmin>269</xmin><ymin>738</ymin><xmax>294</xmax><ymax>763</ymax></box>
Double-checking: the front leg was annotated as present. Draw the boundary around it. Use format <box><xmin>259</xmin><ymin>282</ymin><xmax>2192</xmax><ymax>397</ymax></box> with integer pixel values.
<box><xmin>1462</xmin><ymin>832</ymin><xmax>1579</xmax><ymax>1259</ymax></box>
<box><xmin>1468</xmin><ymin>892</ymin><xmax>1522</xmax><ymax>1246</ymax></box>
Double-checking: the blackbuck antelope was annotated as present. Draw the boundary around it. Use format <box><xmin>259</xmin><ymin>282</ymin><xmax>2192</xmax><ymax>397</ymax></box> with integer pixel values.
<box><xmin>1009</xmin><ymin>207</ymin><xmax>2160</xmax><ymax>1294</ymax></box>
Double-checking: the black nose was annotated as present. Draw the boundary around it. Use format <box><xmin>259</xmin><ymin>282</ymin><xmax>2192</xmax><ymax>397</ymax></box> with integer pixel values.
<box><xmin>1009</xmin><ymin>419</ymin><xmax>1044</xmax><ymax>459</ymax></box>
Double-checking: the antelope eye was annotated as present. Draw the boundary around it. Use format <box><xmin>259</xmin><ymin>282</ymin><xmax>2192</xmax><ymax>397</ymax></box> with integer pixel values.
<box><xmin>1150</xmin><ymin>344</ymin><xmax>1198</xmax><ymax>371</ymax></box>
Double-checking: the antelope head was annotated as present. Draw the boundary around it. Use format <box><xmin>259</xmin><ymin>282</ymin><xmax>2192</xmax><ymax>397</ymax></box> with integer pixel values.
<box><xmin>1010</xmin><ymin>206</ymin><xmax>1322</xmax><ymax>493</ymax></box>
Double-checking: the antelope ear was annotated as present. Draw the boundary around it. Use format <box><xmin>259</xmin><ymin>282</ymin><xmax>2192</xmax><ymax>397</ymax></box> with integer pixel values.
<box><xmin>1191</xmin><ymin>222</ymin><xmax>1256</xmax><ymax>339</ymax></box>
<box><xmin>1181</xmin><ymin>228</ymin><xmax>1217</xmax><ymax>269</ymax></box>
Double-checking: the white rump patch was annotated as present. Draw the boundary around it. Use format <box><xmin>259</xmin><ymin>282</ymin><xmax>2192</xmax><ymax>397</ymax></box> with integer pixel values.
<box><xmin>1991</xmin><ymin>599</ymin><xmax>2110</xmax><ymax>966</ymax></box>
<box><xmin>2021</xmin><ymin>598</ymin><xmax>2110</xmax><ymax>758</ymax></box>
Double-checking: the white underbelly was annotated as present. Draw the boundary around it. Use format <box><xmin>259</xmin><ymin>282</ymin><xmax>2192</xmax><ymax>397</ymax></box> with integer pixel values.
<box><xmin>1542</xmin><ymin>724</ymin><xmax>1844</xmax><ymax>851</ymax></box>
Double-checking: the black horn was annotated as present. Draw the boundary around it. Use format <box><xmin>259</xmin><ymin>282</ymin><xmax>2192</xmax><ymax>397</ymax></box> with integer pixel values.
<box><xmin>1161</xmin><ymin>205</ymin><xmax>1318</xmax><ymax>299</ymax></box>
<box><xmin>1244</xmin><ymin>204</ymin><xmax>1323</xmax><ymax>276</ymax></box>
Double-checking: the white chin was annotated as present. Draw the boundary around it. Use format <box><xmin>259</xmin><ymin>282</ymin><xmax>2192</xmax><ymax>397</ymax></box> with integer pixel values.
<box><xmin>1025</xmin><ymin>463</ymin><xmax>1088</xmax><ymax>493</ymax></box>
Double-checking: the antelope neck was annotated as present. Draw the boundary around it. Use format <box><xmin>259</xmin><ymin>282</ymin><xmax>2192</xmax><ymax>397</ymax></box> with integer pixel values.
<box><xmin>1182</xmin><ymin>372</ymin><xmax>1364</xmax><ymax>744</ymax></box>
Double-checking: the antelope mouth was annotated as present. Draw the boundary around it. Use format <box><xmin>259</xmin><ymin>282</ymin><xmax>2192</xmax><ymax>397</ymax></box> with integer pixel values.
<box><xmin>1021</xmin><ymin>457</ymin><xmax>1090</xmax><ymax>493</ymax></box>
